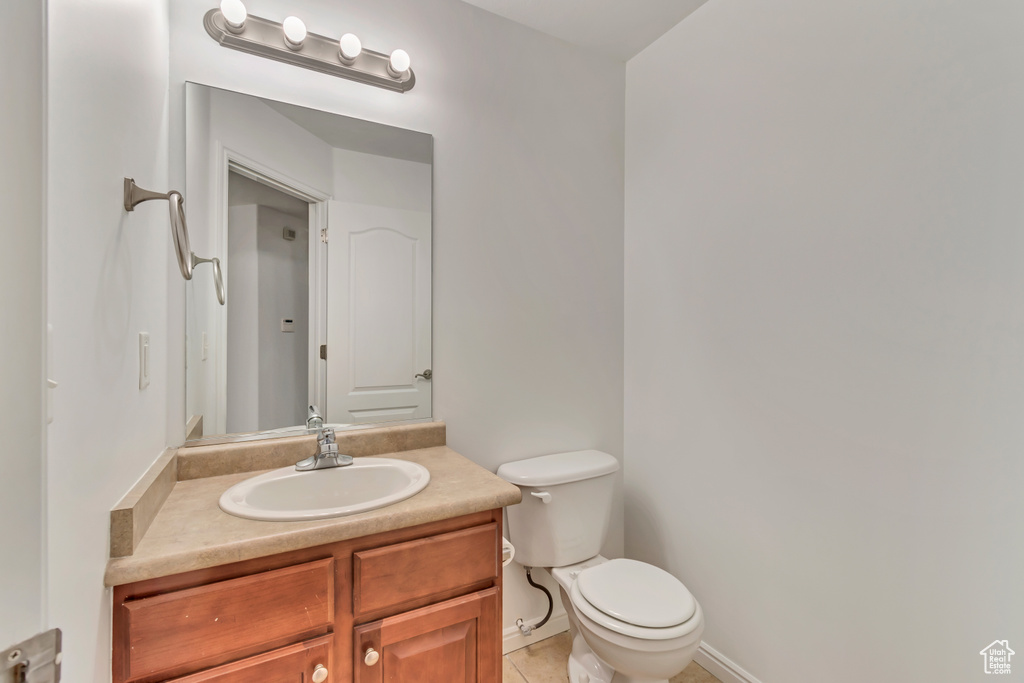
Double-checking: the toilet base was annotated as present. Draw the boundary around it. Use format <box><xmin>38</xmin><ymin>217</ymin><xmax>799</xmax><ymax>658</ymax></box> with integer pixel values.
<box><xmin>567</xmin><ymin>631</ymin><xmax>614</xmax><ymax>683</ymax></box>
<box><xmin>566</xmin><ymin>631</ymin><xmax>674</xmax><ymax>683</ymax></box>
<box><xmin>609</xmin><ymin>674</ymin><xmax>673</xmax><ymax>683</ymax></box>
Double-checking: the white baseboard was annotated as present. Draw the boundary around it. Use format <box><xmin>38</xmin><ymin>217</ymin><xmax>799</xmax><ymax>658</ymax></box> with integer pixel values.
<box><xmin>695</xmin><ymin>642</ymin><xmax>762</xmax><ymax>683</ymax></box>
<box><xmin>503</xmin><ymin>624</ymin><xmax>760</xmax><ymax>683</ymax></box>
<box><xmin>502</xmin><ymin>614</ymin><xmax>570</xmax><ymax>654</ymax></box>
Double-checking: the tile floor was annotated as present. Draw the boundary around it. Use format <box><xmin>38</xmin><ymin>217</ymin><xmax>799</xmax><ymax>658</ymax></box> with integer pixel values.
<box><xmin>503</xmin><ymin>632</ymin><xmax>720</xmax><ymax>683</ymax></box>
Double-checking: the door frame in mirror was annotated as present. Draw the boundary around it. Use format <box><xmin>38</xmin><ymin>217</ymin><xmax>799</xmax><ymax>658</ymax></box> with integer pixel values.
<box><xmin>204</xmin><ymin>147</ymin><xmax>331</xmax><ymax>437</ymax></box>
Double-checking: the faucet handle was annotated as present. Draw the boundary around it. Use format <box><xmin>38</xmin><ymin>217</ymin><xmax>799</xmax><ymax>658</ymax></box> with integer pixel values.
<box><xmin>318</xmin><ymin>428</ymin><xmax>338</xmax><ymax>456</ymax></box>
<box><xmin>296</xmin><ymin>427</ymin><xmax>349</xmax><ymax>470</ymax></box>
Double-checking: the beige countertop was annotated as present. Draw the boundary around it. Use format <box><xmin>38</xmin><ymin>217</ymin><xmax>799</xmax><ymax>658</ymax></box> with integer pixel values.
<box><xmin>104</xmin><ymin>446</ymin><xmax>521</xmax><ymax>586</ymax></box>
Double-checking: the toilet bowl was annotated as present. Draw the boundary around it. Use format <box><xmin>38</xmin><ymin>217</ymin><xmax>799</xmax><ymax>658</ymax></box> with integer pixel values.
<box><xmin>497</xmin><ymin>451</ymin><xmax>705</xmax><ymax>683</ymax></box>
<box><xmin>550</xmin><ymin>557</ymin><xmax>704</xmax><ymax>683</ymax></box>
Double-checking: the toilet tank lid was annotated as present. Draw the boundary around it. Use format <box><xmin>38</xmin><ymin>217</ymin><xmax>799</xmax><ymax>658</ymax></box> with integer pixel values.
<box><xmin>496</xmin><ymin>450</ymin><xmax>619</xmax><ymax>486</ymax></box>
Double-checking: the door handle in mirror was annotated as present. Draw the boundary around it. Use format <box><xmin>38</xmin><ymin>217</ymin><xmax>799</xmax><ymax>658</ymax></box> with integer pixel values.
<box><xmin>415</xmin><ymin>369</ymin><xmax>432</xmax><ymax>380</ymax></box>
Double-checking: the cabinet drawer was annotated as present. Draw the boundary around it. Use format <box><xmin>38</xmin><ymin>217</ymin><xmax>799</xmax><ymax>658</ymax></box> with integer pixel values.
<box><xmin>120</xmin><ymin>558</ymin><xmax>334</xmax><ymax>681</ymax></box>
<box><xmin>353</xmin><ymin>523</ymin><xmax>498</xmax><ymax>618</ymax></box>
<box><xmin>168</xmin><ymin>635</ymin><xmax>333</xmax><ymax>683</ymax></box>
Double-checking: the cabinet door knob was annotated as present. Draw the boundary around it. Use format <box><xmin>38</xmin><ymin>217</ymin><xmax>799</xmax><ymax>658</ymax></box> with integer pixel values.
<box><xmin>312</xmin><ymin>664</ymin><xmax>329</xmax><ymax>683</ymax></box>
<box><xmin>364</xmin><ymin>647</ymin><xmax>380</xmax><ymax>666</ymax></box>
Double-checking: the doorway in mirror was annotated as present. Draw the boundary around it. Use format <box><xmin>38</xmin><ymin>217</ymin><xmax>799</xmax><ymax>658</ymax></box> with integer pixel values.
<box><xmin>226</xmin><ymin>172</ymin><xmax>311</xmax><ymax>434</ymax></box>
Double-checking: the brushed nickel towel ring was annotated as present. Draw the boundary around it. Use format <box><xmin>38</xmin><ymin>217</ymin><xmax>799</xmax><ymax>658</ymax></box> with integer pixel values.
<box><xmin>191</xmin><ymin>253</ymin><xmax>226</xmax><ymax>306</ymax></box>
<box><xmin>124</xmin><ymin>178</ymin><xmax>193</xmax><ymax>281</ymax></box>
<box><xmin>124</xmin><ymin>178</ymin><xmax>226</xmax><ymax>305</ymax></box>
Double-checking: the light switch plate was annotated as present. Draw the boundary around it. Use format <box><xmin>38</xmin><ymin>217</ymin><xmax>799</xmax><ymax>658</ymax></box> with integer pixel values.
<box><xmin>139</xmin><ymin>332</ymin><xmax>150</xmax><ymax>389</ymax></box>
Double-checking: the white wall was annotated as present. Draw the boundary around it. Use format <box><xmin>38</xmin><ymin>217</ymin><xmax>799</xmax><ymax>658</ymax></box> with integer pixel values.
<box><xmin>225</xmin><ymin>204</ymin><xmax>308</xmax><ymax>432</ymax></box>
<box><xmin>625</xmin><ymin>1</ymin><xmax>1024</xmax><ymax>681</ymax></box>
<box><xmin>46</xmin><ymin>1</ymin><xmax>169</xmax><ymax>680</ymax></box>
<box><xmin>170</xmin><ymin>0</ymin><xmax>624</xmax><ymax>640</ymax></box>
<box><xmin>333</xmin><ymin>148</ymin><xmax>432</xmax><ymax>213</ymax></box>
<box><xmin>257</xmin><ymin>206</ymin><xmax>309</xmax><ymax>429</ymax></box>
<box><xmin>0</xmin><ymin>0</ymin><xmax>45</xmax><ymax>650</ymax></box>
<box><xmin>226</xmin><ymin>204</ymin><xmax>260</xmax><ymax>433</ymax></box>
<box><xmin>184</xmin><ymin>85</ymin><xmax>215</xmax><ymax>431</ymax></box>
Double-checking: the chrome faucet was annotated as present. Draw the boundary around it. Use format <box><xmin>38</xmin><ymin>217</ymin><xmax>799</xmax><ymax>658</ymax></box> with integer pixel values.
<box><xmin>295</xmin><ymin>427</ymin><xmax>354</xmax><ymax>471</ymax></box>
<box><xmin>306</xmin><ymin>405</ymin><xmax>324</xmax><ymax>431</ymax></box>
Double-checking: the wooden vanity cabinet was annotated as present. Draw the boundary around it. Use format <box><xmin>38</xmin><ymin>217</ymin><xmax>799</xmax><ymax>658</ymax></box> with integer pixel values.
<box><xmin>112</xmin><ymin>510</ymin><xmax>503</xmax><ymax>683</ymax></box>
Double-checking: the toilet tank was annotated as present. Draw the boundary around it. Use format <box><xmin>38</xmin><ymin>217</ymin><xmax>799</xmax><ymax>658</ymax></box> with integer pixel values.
<box><xmin>496</xmin><ymin>450</ymin><xmax>619</xmax><ymax>568</ymax></box>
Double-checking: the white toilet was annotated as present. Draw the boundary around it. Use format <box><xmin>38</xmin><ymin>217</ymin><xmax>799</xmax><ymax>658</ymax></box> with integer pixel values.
<box><xmin>497</xmin><ymin>450</ymin><xmax>704</xmax><ymax>683</ymax></box>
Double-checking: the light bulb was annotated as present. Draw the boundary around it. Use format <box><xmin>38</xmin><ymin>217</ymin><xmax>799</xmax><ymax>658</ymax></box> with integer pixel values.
<box><xmin>282</xmin><ymin>16</ymin><xmax>307</xmax><ymax>50</ymax></box>
<box><xmin>220</xmin><ymin>0</ymin><xmax>247</xmax><ymax>33</ymax></box>
<box><xmin>339</xmin><ymin>33</ymin><xmax>362</xmax><ymax>63</ymax></box>
<box><xmin>388</xmin><ymin>49</ymin><xmax>411</xmax><ymax>78</ymax></box>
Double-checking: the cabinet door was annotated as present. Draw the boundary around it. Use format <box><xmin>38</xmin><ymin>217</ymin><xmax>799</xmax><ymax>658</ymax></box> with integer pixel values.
<box><xmin>168</xmin><ymin>635</ymin><xmax>332</xmax><ymax>683</ymax></box>
<box><xmin>353</xmin><ymin>588</ymin><xmax>499</xmax><ymax>683</ymax></box>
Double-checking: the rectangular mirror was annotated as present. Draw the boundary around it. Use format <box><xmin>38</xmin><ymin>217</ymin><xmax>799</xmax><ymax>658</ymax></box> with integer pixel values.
<box><xmin>184</xmin><ymin>82</ymin><xmax>432</xmax><ymax>443</ymax></box>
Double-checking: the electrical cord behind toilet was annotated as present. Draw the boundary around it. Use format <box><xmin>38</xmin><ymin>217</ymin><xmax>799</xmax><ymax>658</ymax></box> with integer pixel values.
<box><xmin>515</xmin><ymin>567</ymin><xmax>554</xmax><ymax>636</ymax></box>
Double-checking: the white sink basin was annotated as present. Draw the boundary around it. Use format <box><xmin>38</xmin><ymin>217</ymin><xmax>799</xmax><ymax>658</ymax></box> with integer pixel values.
<box><xmin>219</xmin><ymin>458</ymin><xmax>430</xmax><ymax>522</ymax></box>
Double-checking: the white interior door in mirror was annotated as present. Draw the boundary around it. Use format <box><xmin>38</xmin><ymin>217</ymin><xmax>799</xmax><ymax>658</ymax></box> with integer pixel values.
<box><xmin>326</xmin><ymin>201</ymin><xmax>431</xmax><ymax>423</ymax></box>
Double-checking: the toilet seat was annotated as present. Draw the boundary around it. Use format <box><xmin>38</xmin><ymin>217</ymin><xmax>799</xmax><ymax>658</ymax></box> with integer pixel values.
<box><xmin>578</xmin><ymin>559</ymin><xmax>696</xmax><ymax>627</ymax></box>
<box><xmin>569</xmin><ymin>559</ymin><xmax>700</xmax><ymax>641</ymax></box>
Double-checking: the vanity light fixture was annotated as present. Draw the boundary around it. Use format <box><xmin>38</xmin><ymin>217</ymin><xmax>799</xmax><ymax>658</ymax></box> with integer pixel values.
<box><xmin>339</xmin><ymin>33</ymin><xmax>361</xmax><ymax>64</ymax></box>
<box><xmin>204</xmin><ymin>3</ymin><xmax>415</xmax><ymax>93</ymax></box>
<box><xmin>282</xmin><ymin>16</ymin><xmax>307</xmax><ymax>50</ymax></box>
<box><xmin>219</xmin><ymin>0</ymin><xmax>246</xmax><ymax>33</ymax></box>
<box><xmin>387</xmin><ymin>49</ymin><xmax>411</xmax><ymax>79</ymax></box>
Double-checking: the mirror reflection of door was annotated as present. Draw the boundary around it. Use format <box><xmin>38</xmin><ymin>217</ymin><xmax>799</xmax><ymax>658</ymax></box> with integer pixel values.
<box><xmin>326</xmin><ymin>202</ymin><xmax>431</xmax><ymax>424</ymax></box>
